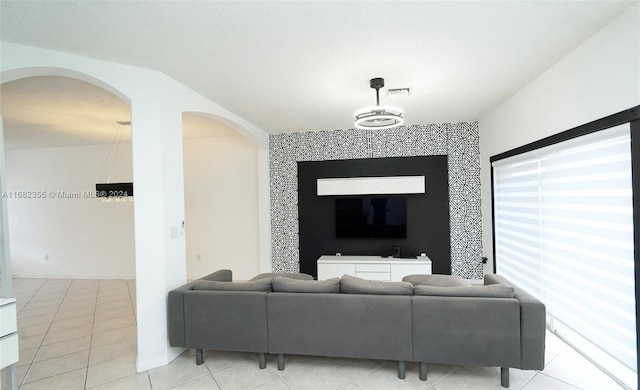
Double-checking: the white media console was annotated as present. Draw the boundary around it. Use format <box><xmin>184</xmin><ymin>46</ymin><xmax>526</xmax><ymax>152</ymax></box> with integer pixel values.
<box><xmin>317</xmin><ymin>255</ymin><xmax>432</xmax><ymax>282</ymax></box>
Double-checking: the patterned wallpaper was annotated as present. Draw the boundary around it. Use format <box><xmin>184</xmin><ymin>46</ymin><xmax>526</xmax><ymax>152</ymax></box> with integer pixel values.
<box><xmin>269</xmin><ymin>122</ymin><xmax>483</xmax><ymax>279</ymax></box>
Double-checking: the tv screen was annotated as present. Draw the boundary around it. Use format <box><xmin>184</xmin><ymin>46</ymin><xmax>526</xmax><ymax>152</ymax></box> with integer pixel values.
<box><xmin>335</xmin><ymin>196</ymin><xmax>407</xmax><ymax>238</ymax></box>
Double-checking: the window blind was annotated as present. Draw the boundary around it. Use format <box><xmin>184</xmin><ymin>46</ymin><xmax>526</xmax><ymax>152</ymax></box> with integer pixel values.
<box><xmin>493</xmin><ymin>123</ymin><xmax>636</xmax><ymax>385</ymax></box>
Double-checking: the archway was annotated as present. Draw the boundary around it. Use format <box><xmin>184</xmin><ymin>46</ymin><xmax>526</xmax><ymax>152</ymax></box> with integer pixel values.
<box><xmin>1</xmin><ymin>75</ymin><xmax>135</xmax><ymax>278</ymax></box>
<box><xmin>0</xmin><ymin>71</ymin><xmax>137</xmax><ymax>387</ymax></box>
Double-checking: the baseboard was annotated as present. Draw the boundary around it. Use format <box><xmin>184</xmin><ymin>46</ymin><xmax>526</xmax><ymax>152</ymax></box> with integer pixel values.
<box><xmin>137</xmin><ymin>346</ymin><xmax>185</xmax><ymax>372</ymax></box>
<box><xmin>137</xmin><ymin>354</ymin><xmax>170</xmax><ymax>373</ymax></box>
<box><xmin>167</xmin><ymin>346</ymin><xmax>185</xmax><ymax>363</ymax></box>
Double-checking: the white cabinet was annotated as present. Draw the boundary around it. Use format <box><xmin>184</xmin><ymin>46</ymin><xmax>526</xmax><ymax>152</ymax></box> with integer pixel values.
<box><xmin>354</xmin><ymin>263</ymin><xmax>391</xmax><ymax>281</ymax></box>
<box><xmin>322</xmin><ymin>262</ymin><xmax>356</xmax><ymax>278</ymax></box>
<box><xmin>317</xmin><ymin>255</ymin><xmax>432</xmax><ymax>282</ymax></box>
<box><xmin>0</xmin><ymin>298</ymin><xmax>19</xmax><ymax>369</ymax></box>
<box><xmin>317</xmin><ymin>176</ymin><xmax>426</xmax><ymax>196</ymax></box>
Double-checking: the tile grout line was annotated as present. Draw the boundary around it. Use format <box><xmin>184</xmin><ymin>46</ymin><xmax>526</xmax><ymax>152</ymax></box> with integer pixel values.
<box><xmin>533</xmin><ymin>372</ymin><xmax>583</xmax><ymax>389</ymax></box>
<box><xmin>518</xmin><ymin>372</ymin><xmax>540</xmax><ymax>390</ymax></box>
<box><xmin>9</xmin><ymin>279</ymin><xmax>138</xmax><ymax>390</ymax></box>
<box><xmin>145</xmin><ymin>371</ymin><xmax>153</xmax><ymax>390</ymax></box>
<box><xmin>75</xmin><ymin>281</ymin><xmax>94</xmax><ymax>390</ymax></box>
<box><xmin>15</xmin><ymin>280</ymin><xmax>46</xmax><ymax>316</ymax></box>
<box><xmin>24</xmin><ymin>280</ymin><xmax>98</xmax><ymax>389</ymax></box>
<box><xmin>19</xmin><ymin>280</ymin><xmax>68</xmax><ymax>387</ymax></box>
<box><xmin>85</xmin><ymin>279</ymin><xmax>107</xmax><ymax>390</ymax></box>
<box><xmin>19</xmin><ymin>279</ymin><xmax>73</xmax><ymax>388</ymax></box>
<box><xmin>83</xmin><ymin>280</ymin><xmax>138</xmax><ymax>389</ymax></box>
<box><xmin>202</xmin><ymin>353</ymin><xmax>220</xmax><ymax>390</ymax></box>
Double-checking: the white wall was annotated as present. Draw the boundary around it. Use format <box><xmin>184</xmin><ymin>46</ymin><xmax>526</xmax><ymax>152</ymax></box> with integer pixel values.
<box><xmin>479</xmin><ymin>3</ymin><xmax>640</xmax><ymax>271</ymax></box>
<box><xmin>183</xmin><ymin>136</ymin><xmax>260</xmax><ymax>281</ymax></box>
<box><xmin>5</xmin><ymin>136</ymin><xmax>261</xmax><ymax>281</ymax></box>
<box><xmin>6</xmin><ymin>144</ymin><xmax>135</xmax><ymax>278</ymax></box>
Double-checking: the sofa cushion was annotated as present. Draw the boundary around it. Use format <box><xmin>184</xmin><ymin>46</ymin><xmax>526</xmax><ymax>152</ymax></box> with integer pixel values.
<box><xmin>249</xmin><ymin>272</ymin><xmax>314</xmax><ymax>281</ymax></box>
<box><xmin>402</xmin><ymin>274</ymin><xmax>471</xmax><ymax>287</ymax></box>
<box><xmin>413</xmin><ymin>284</ymin><xmax>515</xmax><ymax>298</ymax></box>
<box><xmin>272</xmin><ymin>277</ymin><xmax>340</xmax><ymax>293</ymax></box>
<box><xmin>192</xmin><ymin>278</ymin><xmax>272</xmax><ymax>292</ymax></box>
<box><xmin>340</xmin><ymin>274</ymin><xmax>413</xmax><ymax>295</ymax></box>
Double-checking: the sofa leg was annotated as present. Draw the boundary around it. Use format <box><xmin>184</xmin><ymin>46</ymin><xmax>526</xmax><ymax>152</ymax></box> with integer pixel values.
<box><xmin>419</xmin><ymin>362</ymin><xmax>427</xmax><ymax>381</ymax></box>
<box><xmin>258</xmin><ymin>353</ymin><xmax>266</xmax><ymax>369</ymax></box>
<box><xmin>398</xmin><ymin>361</ymin><xmax>406</xmax><ymax>379</ymax></box>
<box><xmin>277</xmin><ymin>354</ymin><xmax>285</xmax><ymax>371</ymax></box>
<box><xmin>501</xmin><ymin>367</ymin><xmax>509</xmax><ymax>388</ymax></box>
<box><xmin>195</xmin><ymin>349</ymin><xmax>204</xmax><ymax>365</ymax></box>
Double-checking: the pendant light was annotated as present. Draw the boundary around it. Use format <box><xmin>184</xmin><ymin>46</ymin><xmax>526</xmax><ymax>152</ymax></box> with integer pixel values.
<box><xmin>96</xmin><ymin>120</ymin><xmax>133</xmax><ymax>201</ymax></box>
<box><xmin>354</xmin><ymin>78</ymin><xmax>404</xmax><ymax>129</ymax></box>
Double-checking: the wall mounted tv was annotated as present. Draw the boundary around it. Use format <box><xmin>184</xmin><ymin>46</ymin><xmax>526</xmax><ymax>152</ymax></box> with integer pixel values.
<box><xmin>335</xmin><ymin>196</ymin><xmax>407</xmax><ymax>239</ymax></box>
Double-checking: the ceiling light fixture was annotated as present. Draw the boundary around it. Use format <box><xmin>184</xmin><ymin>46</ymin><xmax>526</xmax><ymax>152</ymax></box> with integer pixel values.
<box><xmin>354</xmin><ymin>78</ymin><xmax>404</xmax><ymax>130</ymax></box>
<box><xmin>96</xmin><ymin>120</ymin><xmax>133</xmax><ymax>201</ymax></box>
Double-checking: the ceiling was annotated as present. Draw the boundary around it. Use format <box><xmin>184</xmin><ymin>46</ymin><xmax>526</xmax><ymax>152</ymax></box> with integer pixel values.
<box><xmin>0</xmin><ymin>76</ymin><xmax>240</xmax><ymax>149</ymax></box>
<box><xmin>0</xmin><ymin>0</ymin><xmax>636</xmax><ymax>148</ymax></box>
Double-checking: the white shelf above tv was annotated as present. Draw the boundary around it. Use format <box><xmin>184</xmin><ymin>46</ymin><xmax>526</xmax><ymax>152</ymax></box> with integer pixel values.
<box><xmin>317</xmin><ymin>176</ymin><xmax>425</xmax><ymax>196</ymax></box>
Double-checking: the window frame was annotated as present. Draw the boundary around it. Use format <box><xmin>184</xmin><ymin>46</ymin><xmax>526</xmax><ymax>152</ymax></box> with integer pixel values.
<box><xmin>490</xmin><ymin>105</ymin><xmax>640</xmax><ymax>383</ymax></box>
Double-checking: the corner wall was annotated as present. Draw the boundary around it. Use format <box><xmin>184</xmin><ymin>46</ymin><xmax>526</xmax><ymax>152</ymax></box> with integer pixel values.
<box><xmin>479</xmin><ymin>2</ymin><xmax>640</xmax><ymax>270</ymax></box>
<box><xmin>183</xmin><ymin>136</ymin><xmax>260</xmax><ymax>281</ymax></box>
<box><xmin>269</xmin><ymin>123</ymin><xmax>483</xmax><ymax>279</ymax></box>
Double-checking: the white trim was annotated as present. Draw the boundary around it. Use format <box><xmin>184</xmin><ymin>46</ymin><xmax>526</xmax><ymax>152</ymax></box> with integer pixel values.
<box><xmin>257</xmin><ymin>150</ymin><xmax>272</xmax><ymax>273</ymax></box>
<box><xmin>136</xmin><ymin>347</ymin><xmax>182</xmax><ymax>373</ymax></box>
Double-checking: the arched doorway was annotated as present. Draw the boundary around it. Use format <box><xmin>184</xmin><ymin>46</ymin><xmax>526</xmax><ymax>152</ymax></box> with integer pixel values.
<box><xmin>1</xmin><ymin>76</ymin><xmax>135</xmax><ymax>278</ymax></box>
<box><xmin>0</xmin><ymin>73</ymin><xmax>138</xmax><ymax>387</ymax></box>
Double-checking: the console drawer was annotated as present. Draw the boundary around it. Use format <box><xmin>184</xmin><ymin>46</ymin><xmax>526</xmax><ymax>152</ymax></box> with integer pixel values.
<box><xmin>0</xmin><ymin>332</ymin><xmax>18</xmax><ymax>368</ymax></box>
<box><xmin>0</xmin><ymin>298</ymin><xmax>18</xmax><ymax>369</ymax></box>
<box><xmin>0</xmin><ymin>300</ymin><xmax>17</xmax><ymax>337</ymax></box>
<box><xmin>355</xmin><ymin>272</ymin><xmax>391</xmax><ymax>281</ymax></box>
<box><xmin>355</xmin><ymin>263</ymin><xmax>390</xmax><ymax>273</ymax></box>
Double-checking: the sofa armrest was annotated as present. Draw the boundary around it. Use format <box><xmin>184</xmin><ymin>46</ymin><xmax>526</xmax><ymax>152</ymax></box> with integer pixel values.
<box><xmin>484</xmin><ymin>274</ymin><xmax>546</xmax><ymax>370</ymax></box>
<box><xmin>412</xmin><ymin>295</ymin><xmax>521</xmax><ymax>368</ymax></box>
<box><xmin>168</xmin><ymin>269</ymin><xmax>233</xmax><ymax>347</ymax></box>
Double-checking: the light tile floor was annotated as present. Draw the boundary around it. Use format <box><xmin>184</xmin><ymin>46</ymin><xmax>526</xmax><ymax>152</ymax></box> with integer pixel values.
<box><xmin>0</xmin><ymin>278</ymin><xmax>627</xmax><ymax>390</ymax></box>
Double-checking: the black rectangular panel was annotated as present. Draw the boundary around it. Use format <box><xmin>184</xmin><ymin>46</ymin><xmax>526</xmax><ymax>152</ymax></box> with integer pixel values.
<box><xmin>298</xmin><ymin>156</ymin><xmax>450</xmax><ymax>277</ymax></box>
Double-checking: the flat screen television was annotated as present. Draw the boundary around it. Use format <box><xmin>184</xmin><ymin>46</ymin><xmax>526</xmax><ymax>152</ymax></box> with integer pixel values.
<box><xmin>335</xmin><ymin>196</ymin><xmax>407</xmax><ymax>238</ymax></box>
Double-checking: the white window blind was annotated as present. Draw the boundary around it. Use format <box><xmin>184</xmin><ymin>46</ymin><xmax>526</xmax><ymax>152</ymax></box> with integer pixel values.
<box><xmin>493</xmin><ymin>124</ymin><xmax>636</xmax><ymax>387</ymax></box>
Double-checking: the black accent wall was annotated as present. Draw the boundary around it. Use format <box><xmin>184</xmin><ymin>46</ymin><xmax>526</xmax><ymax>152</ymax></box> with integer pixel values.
<box><xmin>298</xmin><ymin>156</ymin><xmax>451</xmax><ymax>277</ymax></box>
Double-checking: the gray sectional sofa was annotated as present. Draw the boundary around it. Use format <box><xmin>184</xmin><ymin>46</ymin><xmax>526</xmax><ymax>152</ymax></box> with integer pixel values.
<box><xmin>168</xmin><ymin>270</ymin><xmax>546</xmax><ymax>387</ymax></box>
